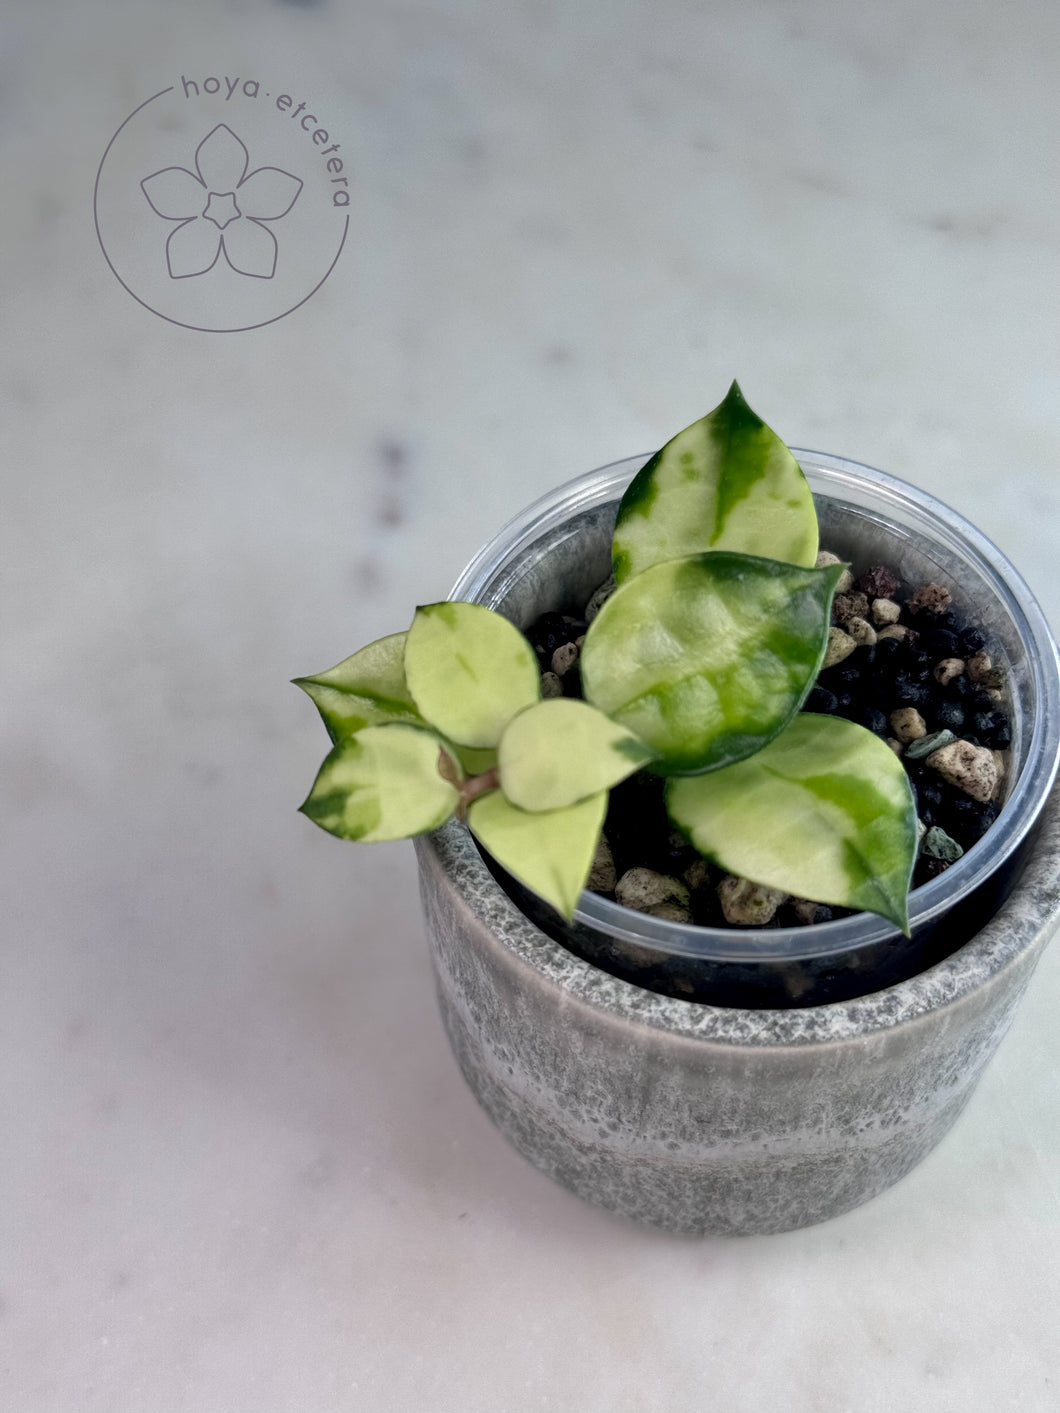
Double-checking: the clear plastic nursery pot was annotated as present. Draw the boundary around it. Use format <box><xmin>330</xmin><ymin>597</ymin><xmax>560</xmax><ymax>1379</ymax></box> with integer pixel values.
<box><xmin>447</xmin><ymin>452</ymin><xmax>1060</xmax><ymax>1009</ymax></box>
<box><xmin>413</xmin><ymin>451</ymin><xmax>1060</xmax><ymax>1236</ymax></box>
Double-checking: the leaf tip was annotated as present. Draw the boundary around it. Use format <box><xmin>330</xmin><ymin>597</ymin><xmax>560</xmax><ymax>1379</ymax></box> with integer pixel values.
<box><xmin>887</xmin><ymin>898</ymin><xmax>913</xmax><ymax>938</ymax></box>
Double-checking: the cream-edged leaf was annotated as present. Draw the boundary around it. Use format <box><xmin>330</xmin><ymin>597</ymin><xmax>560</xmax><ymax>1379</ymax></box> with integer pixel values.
<box><xmin>294</xmin><ymin>632</ymin><xmax>422</xmax><ymax>743</ymax></box>
<box><xmin>467</xmin><ymin>788</ymin><xmax>607</xmax><ymax>920</ymax></box>
<box><xmin>404</xmin><ymin>602</ymin><xmax>540</xmax><ymax>747</ymax></box>
<box><xmin>613</xmin><ymin>382</ymin><xmax>819</xmax><ymax>583</ymax></box>
<box><xmin>666</xmin><ymin>714</ymin><xmax>918</xmax><ymax>932</ymax></box>
<box><xmin>299</xmin><ymin>724</ymin><xmax>461</xmax><ymax>842</ymax></box>
<box><xmin>498</xmin><ymin>698</ymin><xmax>655</xmax><ymax>811</ymax></box>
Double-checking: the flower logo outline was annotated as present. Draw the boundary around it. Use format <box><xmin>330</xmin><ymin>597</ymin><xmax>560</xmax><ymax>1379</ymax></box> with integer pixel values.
<box><xmin>141</xmin><ymin>124</ymin><xmax>303</xmax><ymax>280</ymax></box>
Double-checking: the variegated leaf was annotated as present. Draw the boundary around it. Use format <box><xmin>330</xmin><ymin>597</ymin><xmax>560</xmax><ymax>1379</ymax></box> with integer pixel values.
<box><xmin>581</xmin><ymin>552</ymin><xmax>843</xmax><ymax>775</ymax></box>
<box><xmin>666</xmin><ymin>713</ymin><xmax>918</xmax><ymax>932</ymax></box>
<box><xmin>299</xmin><ymin>724</ymin><xmax>461</xmax><ymax>841</ymax></box>
<box><xmin>498</xmin><ymin>698</ymin><xmax>655</xmax><ymax>811</ymax></box>
<box><xmin>404</xmin><ymin>602</ymin><xmax>540</xmax><ymax>748</ymax></box>
<box><xmin>612</xmin><ymin>382</ymin><xmax>819</xmax><ymax>583</ymax></box>
<box><xmin>467</xmin><ymin>788</ymin><xmax>607</xmax><ymax>920</ymax></box>
<box><xmin>294</xmin><ymin>632</ymin><xmax>421</xmax><ymax>743</ymax></box>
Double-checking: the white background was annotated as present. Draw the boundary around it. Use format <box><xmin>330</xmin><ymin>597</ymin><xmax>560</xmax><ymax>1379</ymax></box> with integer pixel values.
<box><xmin>3</xmin><ymin>2</ymin><xmax>1059</xmax><ymax>1409</ymax></box>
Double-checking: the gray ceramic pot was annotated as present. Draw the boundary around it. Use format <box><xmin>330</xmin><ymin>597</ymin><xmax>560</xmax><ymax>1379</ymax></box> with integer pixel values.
<box><xmin>413</xmin><ymin>453</ymin><xmax>1060</xmax><ymax>1234</ymax></box>
<box><xmin>416</xmin><ymin>791</ymin><xmax>1060</xmax><ymax>1235</ymax></box>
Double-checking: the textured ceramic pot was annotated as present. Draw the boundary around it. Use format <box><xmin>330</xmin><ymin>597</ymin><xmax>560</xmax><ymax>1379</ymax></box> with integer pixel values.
<box><xmin>413</xmin><ymin>453</ymin><xmax>1060</xmax><ymax>1234</ymax></box>
<box><xmin>416</xmin><ymin>789</ymin><xmax>1060</xmax><ymax>1235</ymax></box>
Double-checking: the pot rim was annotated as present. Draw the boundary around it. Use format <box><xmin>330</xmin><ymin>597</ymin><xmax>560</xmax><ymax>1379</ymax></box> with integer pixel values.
<box><xmin>450</xmin><ymin>450</ymin><xmax>1060</xmax><ymax>963</ymax></box>
<box><xmin>418</xmin><ymin>778</ymin><xmax>1060</xmax><ymax>1046</ymax></box>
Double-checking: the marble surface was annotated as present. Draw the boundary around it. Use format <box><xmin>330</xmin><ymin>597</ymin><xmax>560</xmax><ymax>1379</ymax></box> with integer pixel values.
<box><xmin>3</xmin><ymin>1</ymin><xmax>1060</xmax><ymax>1408</ymax></box>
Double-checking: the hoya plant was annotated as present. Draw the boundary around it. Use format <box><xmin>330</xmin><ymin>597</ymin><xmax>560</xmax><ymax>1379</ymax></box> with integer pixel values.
<box><xmin>296</xmin><ymin>384</ymin><xmax>918</xmax><ymax>932</ymax></box>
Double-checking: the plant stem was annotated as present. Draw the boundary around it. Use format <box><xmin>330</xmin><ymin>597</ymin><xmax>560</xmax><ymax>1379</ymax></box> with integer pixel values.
<box><xmin>457</xmin><ymin>768</ymin><xmax>500</xmax><ymax>819</ymax></box>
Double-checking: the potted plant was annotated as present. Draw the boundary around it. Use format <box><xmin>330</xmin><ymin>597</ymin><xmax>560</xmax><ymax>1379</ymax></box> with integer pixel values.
<box><xmin>296</xmin><ymin>387</ymin><xmax>1060</xmax><ymax>1235</ymax></box>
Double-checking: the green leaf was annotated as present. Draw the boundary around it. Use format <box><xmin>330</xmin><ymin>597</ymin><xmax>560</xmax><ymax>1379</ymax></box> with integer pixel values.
<box><xmin>612</xmin><ymin>382</ymin><xmax>819</xmax><ymax>583</ymax></box>
<box><xmin>498</xmin><ymin>698</ymin><xmax>656</xmax><ymax>811</ymax></box>
<box><xmin>294</xmin><ymin>632</ymin><xmax>422</xmax><ymax>744</ymax></box>
<box><xmin>580</xmin><ymin>552</ymin><xmax>844</xmax><ymax>775</ymax></box>
<box><xmin>404</xmin><ymin>602</ymin><xmax>540</xmax><ymax>748</ymax></box>
<box><xmin>299</xmin><ymin>724</ymin><xmax>461</xmax><ymax>842</ymax></box>
<box><xmin>665</xmin><ymin>714</ymin><xmax>918</xmax><ymax>932</ymax></box>
<box><xmin>467</xmin><ymin>788</ymin><xmax>607</xmax><ymax>921</ymax></box>
<box><xmin>450</xmin><ymin>743</ymin><xmax>499</xmax><ymax>776</ymax></box>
